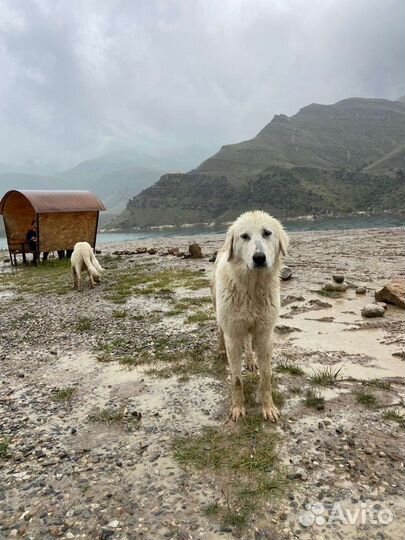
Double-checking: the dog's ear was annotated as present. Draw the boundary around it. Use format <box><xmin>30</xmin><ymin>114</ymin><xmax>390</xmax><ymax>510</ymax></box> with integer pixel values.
<box><xmin>278</xmin><ymin>227</ymin><xmax>289</xmax><ymax>257</ymax></box>
<box><xmin>225</xmin><ymin>230</ymin><xmax>234</xmax><ymax>261</ymax></box>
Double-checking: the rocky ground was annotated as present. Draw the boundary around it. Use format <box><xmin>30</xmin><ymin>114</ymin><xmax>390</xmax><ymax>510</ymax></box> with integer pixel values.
<box><xmin>0</xmin><ymin>227</ymin><xmax>404</xmax><ymax>540</ymax></box>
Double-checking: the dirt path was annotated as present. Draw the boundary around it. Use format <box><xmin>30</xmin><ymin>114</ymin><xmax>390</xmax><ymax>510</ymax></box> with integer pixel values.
<box><xmin>0</xmin><ymin>227</ymin><xmax>404</xmax><ymax>540</ymax></box>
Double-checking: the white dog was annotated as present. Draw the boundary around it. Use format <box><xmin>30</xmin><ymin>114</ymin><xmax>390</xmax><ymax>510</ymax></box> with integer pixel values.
<box><xmin>212</xmin><ymin>211</ymin><xmax>289</xmax><ymax>422</ymax></box>
<box><xmin>71</xmin><ymin>242</ymin><xmax>104</xmax><ymax>291</ymax></box>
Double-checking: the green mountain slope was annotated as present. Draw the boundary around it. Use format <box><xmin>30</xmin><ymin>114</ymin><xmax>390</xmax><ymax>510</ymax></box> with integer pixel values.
<box><xmin>196</xmin><ymin>98</ymin><xmax>405</xmax><ymax>177</ymax></box>
<box><xmin>117</xmin><ymin>97</ymin><xmax>405</xmax><ymax>228</ymax></box>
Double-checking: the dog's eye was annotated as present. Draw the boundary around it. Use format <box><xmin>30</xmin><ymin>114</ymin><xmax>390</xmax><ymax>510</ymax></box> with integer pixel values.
<box><xmin>240</xmin><ymin>233</ymin><xmax>250</xmax><ymax>241</ymax></box>
<box><xmin>262</xmin><ymin>230</ymin><xmax>272</xmax><ymax>238</ymax></box>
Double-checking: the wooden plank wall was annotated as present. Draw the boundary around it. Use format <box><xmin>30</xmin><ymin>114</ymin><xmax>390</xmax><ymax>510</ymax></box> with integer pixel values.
<box><xmin>38</xmin><ymin>211</ymin><xmax>98</xmax><ymax>252</ymax></box>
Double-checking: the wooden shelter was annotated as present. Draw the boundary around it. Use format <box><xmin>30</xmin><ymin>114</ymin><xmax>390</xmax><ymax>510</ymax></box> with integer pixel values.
<box><xmin>0</xmin><ymin>190</ymin><xmax>106</xmax><ymax>265</ymax></box>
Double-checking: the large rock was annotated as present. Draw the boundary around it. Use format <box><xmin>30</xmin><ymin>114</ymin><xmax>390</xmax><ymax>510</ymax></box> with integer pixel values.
<box><xmin>281</xmin><ymin>266</ymin><xmax>293</xmax><ymax>281</ymax></box>
<box><xmin>361</xmin><ymin>303</ymin><xmax>385</xmax><ymax>318</ymax></box>
<box><xmin>189</xmin><ymin>243</ymin><xmax>203</xmax><ymax>258</ymax></box>
<box><xmin>375</xmin><ymin>279</ymin><xmax>405</xmax><ymax>309</ymax></box>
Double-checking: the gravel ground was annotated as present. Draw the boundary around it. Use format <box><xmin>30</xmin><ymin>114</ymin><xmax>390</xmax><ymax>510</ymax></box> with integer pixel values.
<box><xmin>0</xmin><ymin>227</ymin><xmax>404</xmax><ymax>540</ymax></box>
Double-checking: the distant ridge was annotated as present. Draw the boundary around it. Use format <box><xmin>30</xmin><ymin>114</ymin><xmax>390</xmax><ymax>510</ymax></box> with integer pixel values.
<box><xmin>115</xmin><ymin>97</ymin><xmax>405</xmax><ymax>228</ymax></box>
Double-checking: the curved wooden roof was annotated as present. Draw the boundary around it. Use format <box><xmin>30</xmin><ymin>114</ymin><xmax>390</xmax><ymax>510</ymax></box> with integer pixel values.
<box><xmin>0</xmin><ymin>190</ymin><xmax>106</xmax><ymax>213</ymax></box>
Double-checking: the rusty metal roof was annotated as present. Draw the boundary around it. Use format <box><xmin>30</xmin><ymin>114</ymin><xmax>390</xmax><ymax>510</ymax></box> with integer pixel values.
<box><xmin>0</xmin><ymin>190</ymin><xmax>106</xmax><ymax>213</ymax></box>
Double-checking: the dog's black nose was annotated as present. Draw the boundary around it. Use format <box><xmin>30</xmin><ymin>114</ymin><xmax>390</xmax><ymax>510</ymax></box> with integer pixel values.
<box><xmin>253</xmin><ymin>252</ymin><xmax>266</xmax><ymax>266</ymax></box>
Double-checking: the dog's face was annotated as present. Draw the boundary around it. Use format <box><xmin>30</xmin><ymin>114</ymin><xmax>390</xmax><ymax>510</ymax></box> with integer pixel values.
<box><xmin>226</xmin><ymin>211</ymin><xmax>288</xmax><ymax>270</ymax></box>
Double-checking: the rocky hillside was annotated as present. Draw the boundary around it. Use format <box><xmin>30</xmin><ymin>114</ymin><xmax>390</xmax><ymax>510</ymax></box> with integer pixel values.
<box><xmin>116</xmin><ymin>97</ymin><xmax>405</xmax><ymax>228</ymax></box>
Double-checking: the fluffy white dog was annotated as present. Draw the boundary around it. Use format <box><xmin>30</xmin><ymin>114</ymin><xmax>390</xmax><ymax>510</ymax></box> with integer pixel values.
<box><xmin>71</xmin><ymin>242</ymin><xmax>104</xmax><ymax>291</ymax></box>
<box><xmin>212</xmin><ymin>211</ymin><xmax>289</xmax><ymax>422</ymax></box>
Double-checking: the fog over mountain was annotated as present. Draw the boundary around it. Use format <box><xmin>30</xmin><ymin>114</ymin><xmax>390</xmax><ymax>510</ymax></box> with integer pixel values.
<box><xmin>0</xmin><ymin>0</ymin><xmax>404</xmax><ymax>173</ymax></box>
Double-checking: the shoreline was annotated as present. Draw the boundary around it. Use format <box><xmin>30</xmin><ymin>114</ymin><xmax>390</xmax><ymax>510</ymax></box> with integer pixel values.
<box><xmin>101</xmin><ymin>210</ymin><xmax>405</xmax><ymax>233</ymax></box>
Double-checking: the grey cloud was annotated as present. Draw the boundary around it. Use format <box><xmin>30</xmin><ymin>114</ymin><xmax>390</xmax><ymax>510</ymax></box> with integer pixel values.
<box><xmin>0</xmin><ymin>0</ymin><xmax>404</xmax><ymax>170</ymax></box>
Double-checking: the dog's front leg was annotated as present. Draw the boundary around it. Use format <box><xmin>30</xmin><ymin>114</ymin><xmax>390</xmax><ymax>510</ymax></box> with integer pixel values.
<box><xmin>218</xmin><ymin>325</ymin><xmax>227</xmax><ymax>361</ymax></box>
<box><xmin>255</xmin><ymin>331</ymin><xmax>279</xmax><ymax>422</ymax></box>
<box><xmin>244</xmin><ymin>334</ymin><xmax>257</xmax><ymax>371</ymax></box>
<box><xmin>224</xmin><ymin>333</ymin><xmax>245</xmax><ymax>421</ymax></box>
<box><xmin>72</xmin><ymin>268</ymin><xmax>78</xmax><ymax>290</ymax></box>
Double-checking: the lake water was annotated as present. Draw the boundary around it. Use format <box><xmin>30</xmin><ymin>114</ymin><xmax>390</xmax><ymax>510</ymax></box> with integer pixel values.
<box><xmin>0</xmin><ymin>214</ymin><xmax>403</xmax><ymax>250</ymax></box>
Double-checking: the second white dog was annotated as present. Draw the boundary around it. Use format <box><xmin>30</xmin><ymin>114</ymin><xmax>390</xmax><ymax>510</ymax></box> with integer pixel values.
<box><xmin>71</xmin><ymin>241</ymin><xmax>104</xmax><ymax>291</ymax></box>
<box><xmin>212</xmin><ymin>210</ymin><xmax>289</xmax><ymax>422</ymax></box>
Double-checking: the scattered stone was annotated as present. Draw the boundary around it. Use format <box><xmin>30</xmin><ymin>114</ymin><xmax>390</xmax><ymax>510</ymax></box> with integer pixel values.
<box><xmin>147</xmin><ymin>247</ymin><xmax>157</xmax><ymax>255</ymax></box>
<box><xmin>375</xmin><ymin>278</ymin><xmax>405</xmax><ymax>309</ymax></box>
<box><xmin>392</xmin><ymin>351</ymin><xmax>405</xmax><ymax>360</ymax></box>
<box><xmin>356</xmin><ymin>286</ymin><xmax>367</xmax><ymax>294</ymax></box>
<box><xmin>332</xmin><ymin>274</ymin><xmax>345</xmax><ymax>284</ymax></box>
<box><xmin>136</xmin><ymin>247</ymin><xmax>147</xmax><ymax>254</ymax></box>
<box><xmin>100</xmin><ymin>527</ymin><xmax>115</xmax><ymax>539</ymax></box>
<box><xmin>361</xmin><ymin>304</ymin><xmax>385</xmax><ymax>318</ymax></box>
<box><xmin>282</xmin><ymin>295</ymin><xmax>305</xmax><ymax>306</ymax></box>
<box><xmin>188</xmin><ymin>243</ymin><xmax>203</xmax><ymax>258</ymax></box>
<box><xmin>167</xmin><ymin>247</ymin><xmax>179</xmax><ymax>256</ymax></box>
<box><xmin>308</xmin><ymin>298</ymin><xmax>332</xmax><ymax>308</ymax></box>
<box><xmin>281</xmin><ymin>266</ymin><xmax>293</xmax><ymax>281</ymax></box>
<box><xmin>209</xmin><ymin>251</ymin><xmax>217</xmax><ymax>263</ymax></box>
<box><xmin>323</xmin><ymin>281</ymin><xmax>348</xmax><ymax>292</ymax></box>
<box><xmin>275</xmin><ymin>325</ymin><xmax>302</xmax><ymax>334</ymax></box>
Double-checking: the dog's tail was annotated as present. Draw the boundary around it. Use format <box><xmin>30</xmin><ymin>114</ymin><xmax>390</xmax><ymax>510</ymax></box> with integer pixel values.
<box><xmin>82</xmin><ymin>250</ymin><xmax>100</xmax><ymax>279</ymax></box>
<box><xmin>90</xmin><ymin>251</ymin><xmax>104</xmax><ymax>273</ymax></box>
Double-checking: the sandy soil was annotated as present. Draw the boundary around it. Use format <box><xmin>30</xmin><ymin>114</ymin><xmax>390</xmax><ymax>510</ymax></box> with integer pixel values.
<box><xmin>0</xmin><ymin>227</ymin><xmax>404</xmax><ymax>540</ymax></box>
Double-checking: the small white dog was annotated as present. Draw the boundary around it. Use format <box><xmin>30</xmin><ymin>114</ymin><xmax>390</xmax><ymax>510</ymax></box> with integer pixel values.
<box><xmin>71</xmin><ymin>242</ymin><xmax>104</xmax><ymax>291</ymax></box>
<box><xmin>212</xmin><ymin>211</ymin><xmax>289</xmax><ymax>422</ymax></box>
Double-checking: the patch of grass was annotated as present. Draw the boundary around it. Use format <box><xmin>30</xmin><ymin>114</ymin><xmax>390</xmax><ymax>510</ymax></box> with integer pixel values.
<box><xmin>2</xmin><ymin>259</ymin><xmax>72</xmax><ymax>295</ymax></box>
<box><xmin>382</xmin><ymin>409</ymin><xmax>405</xmax><ymax>428</ymax></box>
<box><xmin>315</xmin><ymin>289</ymin><xmax>342</xmax><ymax>298</ymax></box>
<box><xmin>304</xmin><ymin>388</ymin><xmax>325</xmax><ymax>410</ymax></box>
<box><xmin>309</xmin><ymin>366</ymin><xmax>342</xmax><ymax>387</ymax></box>
<box><xmin>112</xmin><ymin>309</ymin><xmax>127</xmax><ymax>319</ymax></box>
<box><xmin>173</xmin><ymin>417</ymin><xmax>288</xmax><ymax>530</ymax></box>
<box><xmin>186</xmin><ymin>311</ymin><xmax>214</xmax><ymax>324</ymax></box>
<box><xmin>0</xmin><ymin>437</ymin><xmax>11</xmax><ymax>458</ymax></box>
<box><xmin>272</xmin><ymin>388</ymin><xmax>285</xmax><ymax>409</ymax></box>
<box><xmin>53</xmin><ymin>387</ymin><xmax>76</xmax><ymax>402</ymax></box>
<box><xmin>118</xmin><ymin>355</ymin><xmax>145</xmax><ymax>368</ymax></box>
<box><xmin>187</xmin><ymin>278</ymin><xmax>210</xmax><ymax>290</ymax></box>
<box><xmin>362</xmin><ymin>379</ymin><xmax>391</xmax><ymax>391</ymax></box>
<box><xmin>75</xmin><ymin>317</ymin><xmax>92</xmax><ymax>332</ymax></box>
<box><xmin>275</xmin><ymin>361</ymin><xmax>304</xmax><ymax>376</ymax></box>
<box><xmin>88</xmin><ymin>407</ymin><xmax>125</xmax><ymax>425</ymax></box>
<box><xmin>104</xmin><ymin>267</ymin><xmax>209</xmax><ymax>304</ymax></box>
<box><xmin>355</xmin><ymin>390</ymin><xmax>378</xmax><ymax>408</ymax></box>
<box><xmin>145</xmin><ymin>343</ymin><xmax>226</xmax><ymax>380</ymax></box>
<box><xmin>203</xmin><ymin>502</ymin><xmax>221</xmax><ymax>516</ymax></box>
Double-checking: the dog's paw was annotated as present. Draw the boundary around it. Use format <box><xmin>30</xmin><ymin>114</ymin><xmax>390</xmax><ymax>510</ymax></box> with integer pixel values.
<box><xmin>230</xmin><ymin>405</ymin><xmax>246</xmax><ymax>422</ymax></box>
<box><xmin>245</xmin><ymin>356</ymin><xmax>258</xmax><ymax>372</ymax></box>
<box><xmin>262</xmin><ymin>405</ymin><xmax>280</xmax><ymax>422</ymax></box>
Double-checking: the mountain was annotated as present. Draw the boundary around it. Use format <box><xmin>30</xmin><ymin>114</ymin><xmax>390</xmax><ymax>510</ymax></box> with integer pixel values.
<box><xmin>0</xmin><ymin>153</ymin><xmax>164</xmax><ymax>217</ymax></box>
<box><xmin>115</xmin><ymin>97</ymin><xmax>405</xmax><ymax>227</ymax></box>
<box><xmin>58</xmin><ymin>154</ymin><xmax>164</xmax><ymax>213</ymax></box>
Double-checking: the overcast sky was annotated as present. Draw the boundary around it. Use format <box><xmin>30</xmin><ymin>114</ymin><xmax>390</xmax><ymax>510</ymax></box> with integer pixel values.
<box><xmin>0</xmin><ymin>0</ymin><xmax>404</xmax><ymax>172</ymax></box>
